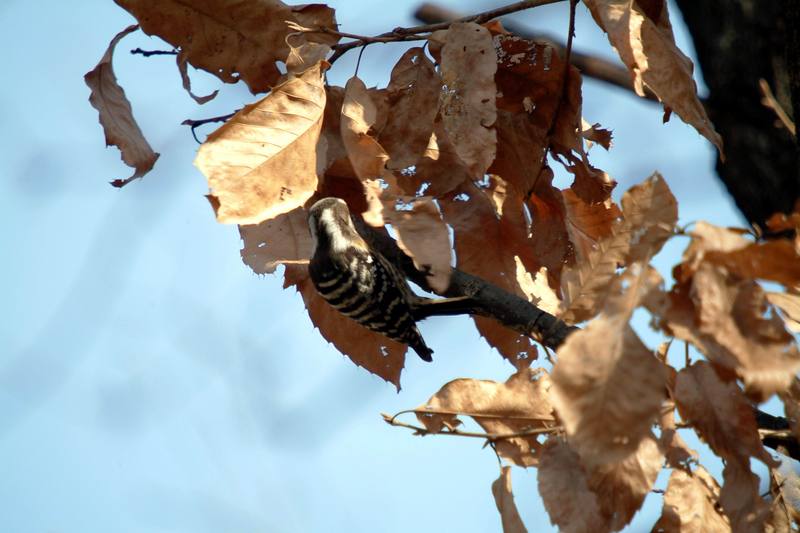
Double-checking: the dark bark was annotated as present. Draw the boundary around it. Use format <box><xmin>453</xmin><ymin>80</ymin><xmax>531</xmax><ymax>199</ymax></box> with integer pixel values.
<box><xmin>675</xmin><ymin>0</ymin><xmax>799</xmax><ymax>232</ymax></box>
<box><xmin>786</xmin><ymin>0</ymin><xmax>800</xmax><ymax>191</ymax></box>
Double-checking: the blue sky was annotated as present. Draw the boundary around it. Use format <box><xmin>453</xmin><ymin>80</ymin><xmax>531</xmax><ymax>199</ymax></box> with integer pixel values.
<box><xmin>0</xmin><ymin>1</ymin><xmax>756</xmax><ymax>532</ymax></box>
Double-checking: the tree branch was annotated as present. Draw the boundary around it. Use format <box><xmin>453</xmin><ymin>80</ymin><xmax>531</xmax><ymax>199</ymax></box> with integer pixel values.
<box><xmin>413</xmin><ymin>2</ymin><xmax>659</xmax><ymax>101</ymax></box>
<box><xmin>760</xmin><ymin>79</ymin><xmax>797</xmax><ymax>137</ymax></box>
<box><xmin>327</xmin><ymin>0</ymin><xmax>565</xmax><ymax>65</ymax></box>
<box><xmin>130</xmin><ymin>47</ymin><xmax>178</xmax><ymax>57</ymax></box>
<box><xmin>354</xmin><ymin>218</ymin><xmax>578</xmax><ymax>351</ymax></box>
<box><xmin>181</xmin><ymin>111</ymin><xmax>238</xmax><ymax>143</ymax></box>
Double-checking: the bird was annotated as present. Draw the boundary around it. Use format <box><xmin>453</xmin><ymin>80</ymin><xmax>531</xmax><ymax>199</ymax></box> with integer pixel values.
<box><xmin>306</xmin><ymin>197</ymin><xmax>434</xmax><ymax>362</ymax></box>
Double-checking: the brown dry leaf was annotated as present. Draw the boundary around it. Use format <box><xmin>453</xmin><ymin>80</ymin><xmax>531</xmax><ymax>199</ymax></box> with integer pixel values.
<box><xmin>719</xmin><ymin>457</ymin><xmax>771</xmax><ymax>533</ymax></box>
<box><xmin>491</xmin><ymin>467</ymin><xmax>528</xmax><ymax>533</ymax></box>
<box><xmin>398</xmin><ymin>119</ymin><xmax>473</xmax><ymax>197</ymax></box>
<box><xmin>490</xmin><ymin>30</ymin><xmax>611</xmax><ymax>208</ymax></box>
<box><xmin>587</xmin><ymin>434</ymin><xmax>664</xmax><ymax>531</ymax></box>
<box><xmin>581</xmin><ymin>119</ymin><xmax>613</xmax><ymax>150</ymax></box>
<box><xmin>552</xmin><ymin>316</ymin><xmax>666</xmax><ymax>465</ymax></box>
<box><xmin>384</xmin><ymin>198</ymin><xmax>452</xmax><ymax>292</ymax></box>
<box><xmin>704</xmin><ymin>240</ymin><xmax>800</xmax><ymax>288</ymax></box>
<box><xmin>658</xmin><ymin>398</ymin><xmax>698</xmax><ymax>472</ymax></box>
<box><xmin>284</xmin><ymin>37</ymin><xmax>331</xmax><ymax>75</ymax></box>
<box><xmin>679</xmin><ymin>221</ymin><xmax>800</xmax><ymax>286</ymax></box>
<box><xmin>195</xmin><ymin>62</ymin><xmax>326</xmax><ymax>224</ymax></box>
<box><xmin>115</xmin><ymin>0</ymin><xmax>338</xmax><ymax>93</ymax></box>
<box><xmin>562</xmin><ymin>188</ymin><xmax>623</xmax><ymax>264</ymax></box>
<box><xmin>691</xmin><ymin>265</ymin><xmax>800</xmax><ymax>398</ymax></box>
<box><xmin>620</xmin><ymin>172</ymin><xmax>678</xmax><ymax>262</ymax></box>
<box><xmin>648</xmin><ymin>264</ymin><xmax>800</xmax><ymax>399</ymax></box>
<box><xmin>439</xmin><ymin>22</ymin><xmax>497</xmax><ymax>178</ymax></box>
<box><xmin>416</xmin><ymin>367</ymin><xmax>556</xmax><ymax>467</ymax></box>
<box><xmin>239</xmin><ymin>207</ymin><xmax>312</xmax><ymax>274</ymax></box>
<box><xmin>341</xmin><ymin>76</ymin><xmax>389</xmax><ymax>181</ymax></box>
<box><xmin>675</xmin><ymin>221</ymin><xmax>751</xmax><ymax>283</ymax></box>
<box><xmin>380</xmin><ymin>48</ymin><xmax>441</xmax><ymax>171</ymax></box>
<box><xmin>771</xmin><ymin>457</ymin><xmax>800</xmax><ymax>528</ymax></box>
<box><xmin>674</xmin><ymin>361</ymin><xmax>777</xmax><ymax>466</ymax></box>
<box><xmin>583</xmin><ymin>0</ymin><xmax>723</xmax><ymax>152</ymax></box>
<box><xmin>567</xmin><ymin>160</ymin><xmax>617</xmax><ymax>204</ymax></box>
<box><xmin>766</xmin><ymin>292</ymin><xmax>800</xmax><ymax>333</ymax></box>
<box><xmin>283</xmin><ymin>264</ymin><xmax>406</xmax><ymax>388</ymax></box>
<box><xmin>318</xmin><ymin>86</ymin><xmax>350</xmax><ymax>177</ymax></box>
<box><xmin>527</xmin><ymin>174</ymin><xmax>574</xmax><ymax>285</ymax></box>
<box><xmin>490</xmin><ymin>110</ymin><xmax>549</xmax><ymax>197</ymax></box>
<box><xmin>492</xmin><ymin>32</ymin><xmax>582</xmax><ymax>170</ymax></box>
<box><xmin>85</xmin><ymin>25</ymin><xmax>159</xmax><ymax>187</ymax></box>
<box><xmin>560</xmin><ymin>223</ymin><xmax>630</xmax><ymax>324</ymax></box>
<box><xmin>554</xmin><ymin>264</ymin><xmax>666</xmax><ymax>466</ymax></box>
<box><xmin>652</xmin><ymin>466</ymin><xmax>731</xmax><ymax>533</ymax></box>
<box><xmin>538</xmin><ymin>438</ymin><xmax>607</xmax><ymax>533</ymax></box>
<box><xmin>441</xmin><ymin>181</ymin><xmax>539</xmax><ymax>361</ymax></box>
<box><xmin>766</xmin><ymin>211</ymin><xmax>800</xmax><ymax>235</ymax></box>
<box><xmin>177</xmin><ymin>53</ymin><xmax>219</xmax><ymax>104</ymax></box>
<box><xmin>516</xmin><ymin>261</ymin><xmax>562</xmax><ymax>315</ymax></box>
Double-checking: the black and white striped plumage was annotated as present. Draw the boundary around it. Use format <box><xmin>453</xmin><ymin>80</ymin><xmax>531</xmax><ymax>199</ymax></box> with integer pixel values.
<box><xmin>307</xmin><ymin>197</ymin><xmax>433</xmax><ymax>362</ymax></box>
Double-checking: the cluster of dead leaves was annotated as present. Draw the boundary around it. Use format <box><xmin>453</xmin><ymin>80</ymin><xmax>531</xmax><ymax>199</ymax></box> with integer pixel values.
<box><xmin>406</xmin><ymin>184</ymin><xmax>800</xmax><ymax>532</ymax></box>
<box><xmin>85</xmin><ymin>0</ymin><xmax>800</xmax><ymax>531</ymax></box>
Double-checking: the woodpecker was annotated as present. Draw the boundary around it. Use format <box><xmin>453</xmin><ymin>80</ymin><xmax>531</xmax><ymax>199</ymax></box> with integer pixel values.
<box><xmin>307</xmin><ymin>197</ymin><xmax>434</xmax><ymax>362</ymax></box>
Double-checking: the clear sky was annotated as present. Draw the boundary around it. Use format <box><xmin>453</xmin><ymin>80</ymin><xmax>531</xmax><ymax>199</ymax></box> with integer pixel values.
<box><xmin>0</xmin><ymin>1</ymin><xmax>754</xmax><ymax>532</ymax></box>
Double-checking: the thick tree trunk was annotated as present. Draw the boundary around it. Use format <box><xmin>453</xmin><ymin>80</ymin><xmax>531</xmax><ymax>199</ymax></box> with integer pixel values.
<box><xmin>675</xmin><ymin>0</ymin><xmax>799</xmax><ymax>232</ymax></box>
<box><xmin>786</xmin><ymin>0</ymin><xmax>800</xmax><ymax>191</ymax></box>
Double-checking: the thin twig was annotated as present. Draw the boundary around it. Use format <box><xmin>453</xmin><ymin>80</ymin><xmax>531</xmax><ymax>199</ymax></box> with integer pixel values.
<box><xmin>392</xmin><ymin>407</ymin><xmax>556</xmax><ymax>422</ymax></box>
<box><xmin>131</xmin><ymin>47</ymin><xmax>178</xmax><ymax>57</ymax></box>
<box><xmin>325</xmin><ymin>0</ymin><xmax>564</xmax><ymax>65</ymax></box>
<box><xmin>382</xmin><ymin>412</ymin><xmax>562</xmax><ymax>441</ymax></box>
<box><xmin>181</xmin><ymin>110</ymin><xmax>239</xmax><ymax>143</ymax></box>
<box><xmin>551</xmin><ymin>0</ymin><xmax>577</xmax><ymax>135</ymax></box>
<box><xmin>759</xmin><ymin>78</ymin><xmax>797</xmax><ymax>136</ymax></box>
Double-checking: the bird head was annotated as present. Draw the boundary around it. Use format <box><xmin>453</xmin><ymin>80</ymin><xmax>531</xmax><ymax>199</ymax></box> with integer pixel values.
<box><xmin>307</xmin><ymin>197</ymin><xmax>365</xmax><ymax>253</ymax></box>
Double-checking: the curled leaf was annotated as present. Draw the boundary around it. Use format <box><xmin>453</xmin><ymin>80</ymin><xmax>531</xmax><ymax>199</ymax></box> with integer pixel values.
<box><xmin>340</xmin><ymin>76</ymin><xmax>390</xmax><ymax>176</ymax></box>
<box><xmin>84</xmin><ymin>25</ymin><xmax>159</xmax><ymax>187</ymax></box>
<box><xmin>177</xmin><ymin>53</ymin><xmax>219</xmax><ymax>104</ymax></box>
<box><xmin>583</xmin><ymin>0</ymin><xmax>723</xmax><ymax>152</ymax></box>
<box><xmin>416</xmin><ymin>367</ymin><xmax>557</xmax><ymax>467</ymax></box>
